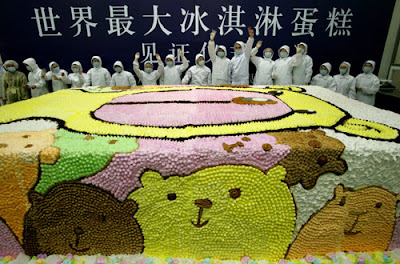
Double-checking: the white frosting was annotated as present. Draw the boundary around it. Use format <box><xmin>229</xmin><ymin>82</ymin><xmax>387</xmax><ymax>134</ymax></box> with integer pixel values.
<box><xmin>0</xmin><ymin>119</ymin><xmax>59</xmax><ymax>133</ymax></box>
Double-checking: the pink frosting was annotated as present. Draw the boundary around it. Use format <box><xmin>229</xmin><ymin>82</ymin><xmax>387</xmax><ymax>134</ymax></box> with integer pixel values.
<box><xmin>93</xmin><ymin>89</ymin><xmax>292</xmax><ymax>127</ymax></box>
<box><xmin>82</xmin><ymin>133</ymin><xmax>291</xmax><ymax>200</ymax></box>
<box><xmin>0</xmin><ymin>219</ymin><xmax>24</xmax><ymax>257</ymax></box>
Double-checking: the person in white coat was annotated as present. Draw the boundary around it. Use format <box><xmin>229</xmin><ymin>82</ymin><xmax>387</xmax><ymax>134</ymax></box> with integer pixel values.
<box><xmin>310</xmin><ymin>63</ymin><xmax>337</xmax><ymax>91</ymax></box>
<box><xmin>292</xmin><ymin>42</ymin><xmax>313</xmax><ymax>85</ymax></box>
<box><xmin>86</xmin><ymin>56</ymin><xmax>112</xmax><ymax>87</ymax></box>
<box><xmin>230</xmin><ymin>27</ymin><xmax>255</xmax><ymax>85</ymax></box>
<box><xmin>111</xmin><ymin>61</ymin><xmax>136</xmax><ymax>86</ymax></box>
<box><xmin>250</xmin><ymin>40</ymin><xmax>275</xmax><ymax>86</ymax></box>
<box><xmin>0</xmin><ymin>55</ymin><xmax>5</xmax><ymax>105</ymax></box>
<box><xmin>64</xmin><ymin>61</ymin><xmax>88</xmax><ymax>88</ymax></box>
<box><xmin>44</xmin><ymin>61</ymin><xmax>68</xmax><ymax>92</ymax></box>
<box><xmin>22</xmin><ymin>58</ymin><xmax>49</xmax><ymax>97</ymax></box>
<box><xmin>333</xmin><ymin>62</ymin><xmax>356</xmax><ymax>99</ymax></box>
<box><xmin>355</xmin><ymin>60</ymin><xmax>380</xmax><ymax>105</ymax></box>
<box><xmin>133</xmin><ymin>53</ymin><xmax>164</xmax><ymax>86</ymax></box>
<box><xmin>182</xmin><ymin>54</ymin><xmax>211</xmax><ymax>85</ymax></box>
<box><xmin>160</xmin><ymin>49</ymin><xmax>188</xmax><ymax>85</ymax></box>
<box><xmin>208</xmin><ymin>30</ymin><xmax>231</xmax><ymax>85</ymax></box>
<box><xmin>272</xmin><ymin>45</ymin><xmax>303</xmax><ymax>85</ymax></box>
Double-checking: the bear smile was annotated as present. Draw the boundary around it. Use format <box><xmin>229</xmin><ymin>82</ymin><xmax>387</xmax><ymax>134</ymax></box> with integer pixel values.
<box><xmin>191</xmin><ymin>199</ymin><xmax>212</xmax><ymax>228</ymax></box>
<box><xmin>69</xmin><ymin>243</ymin><xmax>90</xmax><ymax>252</ymax></box>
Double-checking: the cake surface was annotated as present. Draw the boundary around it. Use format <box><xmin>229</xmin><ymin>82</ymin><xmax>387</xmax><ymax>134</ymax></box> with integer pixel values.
<box><xmin>0</xmin><ymin>85</ymin><xmax>399</xmax><ymax>262</ymax></box>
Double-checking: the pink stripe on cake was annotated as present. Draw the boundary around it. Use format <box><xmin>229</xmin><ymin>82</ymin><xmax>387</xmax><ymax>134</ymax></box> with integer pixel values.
<box><xmin>93</xmin><ymin>89</ymin><xmax>292</xmax><ymax>127</ymax></box>
<box><xmin>82</xmin><ymin>133</ymin><xmax>291</xmax><ymax>200</ymax></box>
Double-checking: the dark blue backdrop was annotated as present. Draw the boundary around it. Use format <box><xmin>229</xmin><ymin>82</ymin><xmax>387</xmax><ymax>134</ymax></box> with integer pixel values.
<box><xmin>0</xmin><ymin>0</ymin><xmax>396</xmax><ymax>81</ymax></box>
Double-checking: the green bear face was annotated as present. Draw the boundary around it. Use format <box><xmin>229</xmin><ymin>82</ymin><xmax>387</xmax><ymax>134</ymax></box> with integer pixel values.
<box><xmin>129</xmin><ymin>165</ymin><xmax>296</xmax><ymax>261</ymax></box>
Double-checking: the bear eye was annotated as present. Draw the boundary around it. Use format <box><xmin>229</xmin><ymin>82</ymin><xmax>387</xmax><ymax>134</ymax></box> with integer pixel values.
<box><xmin>229</xmin><ymin>188</ymin><xmax>241</xmax><ymax>199</ymax></box>
<box><xmin>339</xmin><ymin>196</ymin><xmax>346</xmax><ymax>206</ymax></box>
<box><xmin>99</xmin><ymin>214</ymin><xmax>107</xmax><ymax>222</ymax></box>
<box><xmin>376</xmin><ymin>202</ymin><xmax>382</xmax><ymax>209</ymax></box>
<box><xmin>167</xmin><ymin>193</ymin><xmax>177</xmax><ymax>201</ymax></box>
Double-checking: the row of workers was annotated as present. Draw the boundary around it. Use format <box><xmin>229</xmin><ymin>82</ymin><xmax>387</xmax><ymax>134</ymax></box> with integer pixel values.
<box><xmin>0</xmin><ymin>27</ymin><xmax>379</xmax><ymax>105</ymax></box>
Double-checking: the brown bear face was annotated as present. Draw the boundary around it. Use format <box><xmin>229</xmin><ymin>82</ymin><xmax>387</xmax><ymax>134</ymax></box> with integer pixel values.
<box><xmin>23</xmin><ymin>182</ymin><xmax>144</xmax><ymax>256</ymax></box>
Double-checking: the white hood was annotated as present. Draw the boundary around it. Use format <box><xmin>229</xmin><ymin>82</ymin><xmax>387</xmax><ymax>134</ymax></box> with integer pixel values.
<box><xmin>113</xmin><ymin>60</ymin><xmax>124</xmax><ymax>71</ymax></box>
<box><xmin>71</xmin><ymin>61</ymin><xmax>83</xmax><ymax>71</ymax></box>
<box><xmin>234</xmin><ymin>41</ymin><xmax>246</xmax><ymax>56</ymax></box>
<box><xmin>321</xmin><ymin>62</ymin><xmax>332</xmax><ymax>74</ymax></box>
<box><xmin>339</xmin><ymin>61</ymin><xmax>351</xmax><ymax>76</ymax></box>
<box><xmin>195</xmin><ymin>54</ymin><xmax>205</xmax><ymax>65</ymax></box>
<box><xmin>263</xmin><ymin>48</ymin><xmax>274</xmax><ymax>59</ymax></box>
<box><xmin>48</xmin><ymin>61</ymin><xmax>58</xmax><ymax>71</ymax></box>
<box><xmin>217</xmin><ymin>45</ymin><xmax>228</xmax><ymax>58</ymax></box>
<box><xmin>278</xmin><ymin>45</ymin><xmax>290</xmax><ymax>58</ymax></box>
<box><xmin>23</xmin><ymin>58</ymin><xmax>39</xmax><ymax>71</ymax></box>
<box><xmin>144</xmin><ymin>61</ymin><xmax>153</xmax><ymax>68</ymax></box>
<box><xmin>299</xmin><ymin>42</ymin><xmax>308</xmax><ymax>55</ymax></box>
<box><xmin>363</xmin><ymin>60</ymin><xmax>376</xmax><ymax>72</ymax></box>
<box><xmin>165</xmin><ymin>54</ymin><xmax>175</xmax><ymax>65</ymax></box>
<box><xmin>91</xmin><ymin>56</ymin><xmax>103</xmax><ymax>67</ymax></box>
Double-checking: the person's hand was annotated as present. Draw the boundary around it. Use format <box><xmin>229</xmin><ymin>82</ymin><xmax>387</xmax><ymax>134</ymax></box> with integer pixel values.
<box><xmin>248</xmin><ymin>27</ymin><xmax>254</xmax><ymax>38</ymax></box>
<box><xmin>210</xmin><ymin>30</ymin><xmax>216</xmax><ymax>41</ymax></box>
<box><xmin>61</xmin><ymin>72</ymin><xmax>65</xmax><ymax>77</ymax></box>
<box><xmin>178</xmin><ymin>49</ymin><xmax>184</xmax><ymax>58</ymax></box>
<box><xmin>31</xmin><ymin>85</ymin><xmax>36</xmax><ymax>89</ymax></box>
<box><xmin>23</xmin><ymin>84</ymin><xmax>30</xmax><ymax>88</ymax></box>
<box><xmin>272</xmin><ymin>73</ymin><xmax>277</xmax><ymax>79</ymax></box>
<box><xmin>53</xmin><ymin>75</ymin><xmax>60</xmax><ymax>80</ymax></box>
<box><xmin>156</xmin><ymin>53</ymin><xmax>161</xmax><ymax>61</ymax></box>
<box><xmin>135</xmin><ymin>52</ymin><xmax>140</xmax><ymax>60</ymax></box>
<box><xmin>295</xmin><ymin>44</ymin><xmax>301</xmax><ymax>54</ymax></box>
<box><xmin>256</xmin><ymin>40</ymin><xmax>263</xmax><ymax>49</ymax></box>
<box><xmin>356</xmin><ymin>86</ymin><xmax>362</xmax><ymax>91</ymax></box>
<box><xmin>41</xmin><ymin>69</ymin><xmax>46</xmax><ymax>78</ymax></box>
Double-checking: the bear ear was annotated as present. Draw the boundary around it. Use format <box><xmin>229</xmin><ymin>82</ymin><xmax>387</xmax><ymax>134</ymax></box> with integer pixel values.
<box><xmin>266</xmin><ymin>165</ymin><xmax>286</xmax><ymax>181</ymax></box>
<box><xmin>334</xmin><ymin>184</ymin><xmax>345</xmax><ymax>198</ymax></box>
<box><xmin>140</xmin><ymin>170</ymin><xmax>164</xmax><ymax>186</ymax></box>
<box><xmin>122</xmin><ymin>199</ymin><xmax>138</xmax><ymax>215</ymax></box>
<box><xmin>311</xmin><ymin>130</ymin><xmax>326</xmax><ymax>136</ymax></box>
<box><xmin>28</xmin><ymin>190</ymin><xmax>44</xmax><ymax>206</ymax></box>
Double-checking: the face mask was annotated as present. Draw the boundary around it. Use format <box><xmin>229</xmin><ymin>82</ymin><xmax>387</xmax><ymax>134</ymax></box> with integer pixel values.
<box><xmin>235</xmin><ymin>50</ymin><xmax>243</xmax><ymax>56</ymax></box>
<box><xmin>320</xmin><ymin>69</ymin><xmax>328</xmax><ymax>76</ymax></box>
<box><xmin>166</xmin><ymin>61</ymin><xmax>174</xmax><ymax>67</ymax></box>
<box><xmin>114</xmin><ymin>67</ymin><xmax>122</xmax><ymax>73</ymax></box>
<box><xmin>53</xmin><ymin>67</ymin><xmax>60</xmax><ymax>73</ymax></box>
<box><xmin>198</xmin><ymin>60</ymin><xmax>205</xmax><ymax>66</ymax></box>
<box><xmin>363</xmin><ymin>67</ymin><xmax>372</xmax><ymax>74</ymax></box>
<box><xmin>280</xmin><ymin>52</ymin><xmax>288</xmax><ymax>58</ymax></box>
<box><xmin>92</xmin><ymin>62</ymin><xmax>100</xmax><ymax>68</ymax></box>
<box><xmin>339</xmin><ymin>69</ymin><xmax>347</xmax><ymax>75</ymax></box>
<box><xmin>7</xmin><ymin>67</ymin><xmax>16</xmax><ymax>73</ymax></box>
<box><xmin>145</xmin><ymin>68</ymin><xmax>153</xmax><ymax>73</ymax></box>
<box><xmin>217</xmin><ymin>51</ymin><xmax>225</xmax><ymax>58</ymax></box>
<box><xmin>264</xmin><ymin>52</ymin><xmax>272</xmax><ymax>58</ymax></box>
<box><xmin>72</xmin><ymin>68</ymin><xmax>80</xmax><ymax>73</ymax></box>
<box><xmin>26</xmin><ymin>66</ymin><xmax>33</xmax><ymax>72</ymax></box>
<box><xmin>299</xmin><ymin>49</ymin><xmax>305</xmax><ymax>54</ymax></box>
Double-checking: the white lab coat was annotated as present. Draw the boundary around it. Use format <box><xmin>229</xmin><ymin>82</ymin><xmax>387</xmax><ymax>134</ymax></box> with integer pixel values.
<box><xmin>86</xmin><ymin>56</ymin><xmax>112</xmax><ymax>86</ymax></box>
<box><xmin>111</xmin><ymin>61</ymin><xmax>136</xmax><ymax>86</ymax></box>
<box><xmin>250</xmin><ymin>47</ymin><xmax>275</xmax><ymax>85</ymax></box>
<box><xmin>310</xmin><ymin>62</ymin><xmax>337</xmax><ymax>91</ymax></box>
<box><xmin>333</xmin><ymin>62</ymin><xmax>356</xmax><ymax>99</ymax></box>
<box><xmin>64</xmin><ymin>61</ymin><xmax>88</xmax><ymax>88</ymax></box>
<box><xmin>22</xmin><ymin>58</ymin><xmax>49</xmax><ymax>97</ymax></box>
<box><xmin>44</xmin><ymin>61</ymin><xmax>69</xmax><ymax>92</ymax></box>
<box><xmin>160</xmin><ymin>54</ymin><xmax>188</xmax><ymax>85</ymax></box>
<box><xmin>292</xmin><ymin>42</ymin><xmax>313</xmax><ymax>85</ymax></box>
<box><xmin>208</xmin><ymin>42</ymin><xmax>231</xmax><ymax>85</ymax></box>
<box><xmin>355</xmin><ymin>60</ymin><xmax>380</xmax><ymax>105</ymax></box>
<box><xmin>182</xmin><ymin>54</ymin><xmax>211</xmax><ymax>85</ymax></box>
<box><xmin>133</xmin><ymin>60</ymin><xmax>164</xmax><ymax>86</ymax></box>
<box><xmin>230</xmin><ymin>37</ymin><xmax>254</xmax><ymax>85</ymax></box>
<box><xmin>272</xmin><ymin>45</ymin><xmax>303</xmax><ymax>85</ymax></box>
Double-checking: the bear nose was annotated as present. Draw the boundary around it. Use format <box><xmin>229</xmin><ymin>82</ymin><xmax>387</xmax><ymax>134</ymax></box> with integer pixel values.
<box><xmin>74</xmin><ymin>227</ymin><xmax>85</xmax><ymax>235</ymax></box>
<box><xmin>194</xmin><ymin>199</ymin><xmax>212</xmax><ymax>208</ymax></box>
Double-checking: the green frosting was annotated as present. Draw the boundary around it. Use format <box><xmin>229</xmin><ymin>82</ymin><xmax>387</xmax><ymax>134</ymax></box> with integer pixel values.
<box><xmin>36</xmin><ymin>129</ymin><xmax>138</xmax><ymax>193</ymax></box>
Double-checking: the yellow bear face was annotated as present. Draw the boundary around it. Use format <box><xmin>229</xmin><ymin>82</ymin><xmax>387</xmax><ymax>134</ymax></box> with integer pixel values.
<box><xmin>129</xmin><ymin>165</ymin><xmax>296</xmax><ymax>261</ymax></box>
